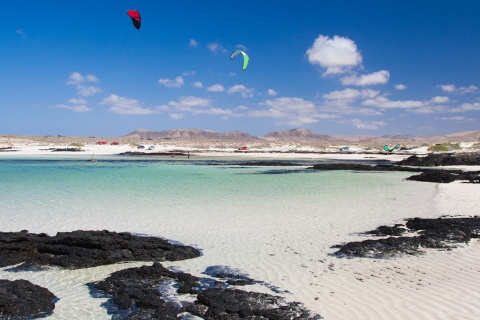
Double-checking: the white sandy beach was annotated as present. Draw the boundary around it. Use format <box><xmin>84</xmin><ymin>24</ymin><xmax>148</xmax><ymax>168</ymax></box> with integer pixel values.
<box><xmin>1</xmin><ymin>142</ymin><xmax>479</xmax><ymax>320</ymax></box>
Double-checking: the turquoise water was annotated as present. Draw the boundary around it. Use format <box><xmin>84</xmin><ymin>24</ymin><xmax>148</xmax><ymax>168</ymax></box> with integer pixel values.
<box><xmin>0</xmin><ymin>156</ymin><xmax>433</xmax><ymax>240</ymax></box>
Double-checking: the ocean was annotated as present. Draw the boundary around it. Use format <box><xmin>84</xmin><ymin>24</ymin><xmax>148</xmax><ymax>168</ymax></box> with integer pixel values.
<box><xmin>0</xmin><ymin>155</ymin><xmax>438</xmax><ymax>319</ymax></box>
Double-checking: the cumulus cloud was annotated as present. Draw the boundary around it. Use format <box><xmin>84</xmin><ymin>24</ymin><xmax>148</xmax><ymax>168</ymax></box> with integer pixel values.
<box><xmin>439</xmin><ymin>84</ymin><xmax>477</xmax><ymax>94</ymax></box>
<box><xmin>157</xmin><ymin>96</ymin><xmax>233</xmax><ymax>117</ymax></box>
<box><xmin>189</xmin><ymin>39</ymin><xmax>198</xmax><ymax>47</ymax></box>
<box><xmin>430</xmin><ymin>96</ymin><xmax>450</xmax><ymax>104</ymax></box>
<box><xmin>340</xmin><ymin>70</ymin><xmax>390</xmax><ymax>86</ymax></box>
<box><xmin>459</xmin><ymin>85</ymin><xmax>478</xmax><ymax>94</ymax></box>
<box><xmin>395</xmin><ymin>84</ymin><xmax>407</xmax><ymax>90</ymax></box>
<box><xmin>456</xmin><ymin>102</ymin><xmax>480</xmax><ymax>111</ymax></box>
<box><xmin>158</xmin><ymin>76</ymin><xmax>184</xmax><ymax>88</ymax></box>
<box><xmin>323</xmin><ymin>88</ymin><xmax>379</xmax><ymax>100</ymax></box>
<box><xmin>66</xmin><ymin>72</ymin><xmax>102</xmax><ymax>96</ymax></box>
<box><xmin>439</xmin><ymin>116</ymin><xmax>467</xmax><ymax>121</ymax></box>
<box><xmin>55</xmin><ymin>104</ymin><xmax>92</xmax><ymax>112</ymax></box>
<box><xmin>101</xmin><ymin>94</ymin><xmax>160</xmax><ymax>115</ymax></box>
<box><xmin>267</xmin><ymin>89</ymin><xmax>277</xmax><ymax>96</ymax></box>
<box><xmin>55</xmin><ymin>98</ymin><xmax>92</xmax><ymax>112</ymax></box>
<box><xmin>227</xmin><ymin>85</ymin><xmax>255</xmax><ymax>98</ymax></box>
<box><xmin>341</xmin><ymin>119</ymin><xmax>387</xmax><ymax>130</ymax></box>
<box><xmin>249</xmin><ymin>97</ymin><xmax>336</xmax><ymax>126</ymax></box>
<box><xmin>208</xmin><ymin>42</ymin><xmax>227</xmax><ymax>54</ymax></box>
<box><xmin>193</xmin><ymin>81</ymin><xmax>203</xmax><ymax>88</ymax></box>
<box><xmin>319</xmin><ymin>89</ymin><xmax>381</xmax><ymax>115</ymax></box>
<box><xmin>207</xmin><ymin>84</ymin><xmax>225</xmax><ymax>92</ymax></box>
<box><xmin>362</xmin><ymin>96</ymin><xmax>425</xmax><ymax>109</ymax></box>
<box><xmin>306</xmin><ymin>35</ymin><xmax>362</xmax><ymax>75</ymax></box>
<box><xmin>439</xmin><ymin>84</ymin><xmax>457</xmax><ymax>93</ymax></box>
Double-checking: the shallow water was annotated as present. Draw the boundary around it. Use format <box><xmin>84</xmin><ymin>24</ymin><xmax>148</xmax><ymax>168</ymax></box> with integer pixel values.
<box><xmin>0</xmin><ymin>156</ymin><xmax>437</xmax><ymax>319</ymax></box>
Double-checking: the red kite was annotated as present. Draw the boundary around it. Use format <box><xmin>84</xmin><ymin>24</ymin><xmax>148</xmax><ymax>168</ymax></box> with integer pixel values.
<box><xmin>127</xmin><ymin>10</ymin><xmax>141</xmax><ymax>30</ymax></box>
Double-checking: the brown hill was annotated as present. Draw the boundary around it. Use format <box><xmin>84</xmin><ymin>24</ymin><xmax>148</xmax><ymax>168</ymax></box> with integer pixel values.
<box><xmin>124</xmin><ymin>129</ymin><xmax>262</xmax><ymax>141</ymax></box>
<box><xmin>261</xmin><ymin>128</ymin><xmax>339</xmax><ymax>142</ymax></box>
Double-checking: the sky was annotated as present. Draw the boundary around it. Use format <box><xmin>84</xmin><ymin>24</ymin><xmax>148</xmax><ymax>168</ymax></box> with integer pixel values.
<box><xmin>2</xmin><ymin>1</ymin><xmax>480</xmax><ymax>137</ymax></box>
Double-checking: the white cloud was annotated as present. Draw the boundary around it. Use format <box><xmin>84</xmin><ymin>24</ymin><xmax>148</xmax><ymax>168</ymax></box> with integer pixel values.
<box><xmin>460</xmin><ymin>85</ymin><xmax>478</xmax><ymax>94</ymax></box>
<box><xmin>167</xmin><ymin>96</ymin><xmax>211</xmax><ymax>109</ymax></box>
<box><xmin>101</xmin><ymin>94</ymin><xmax>160</xmax><ymax>115</ymax></box>
<box><xmin>430</xmin><ymin>96</ymin><xmax>450</xmax><ymax>104</ymax></box>
<box><xmin>341</xmin><ymin>70</ymin><xmax>390</xmax><ymax>86</ymax></box>
<box><xmin>395</xmin><ymin>84</ymin><xmax>407</xmax><ymax>90</ymax></box>
<box><xmin>67</xmin><ymin>98</ymin><xmax>87</xmax><ymax>104</ymax></box>
<box><xmin>267</xmin><ymin>89</ymin><xmax>277</xmax><ymax>96</ymax></box>
<box><xmin>207</xmin><ymin>84</ymin><xmax>225</xmax><ymax>92</ymax></box>
<box><xmin>439</xmin><ymin>84</ymin><xmax>457</xmax><ymax>93</ymax></box>
<box><xmin>249</xmin><ymin>97</ymin><xmax>337</xmax><ymax>126</ymax></box>
<box><xmin>77</xmin><ymin>85</ymin><xmax>102</xmax><ymax>96</ymax></box>
<box><xmin>439</xmin><ymin>84</ymin><xmax>478</xmax><ymax>94</ymax></box>
<box><xmin>227</xmin><ymin>85</ymin><xmax>255</xmax><ymax>98</ymax></box>
<box><xmin>341</xmin><ymin>119</ymin><xmax>387</xmax><ymax>130</ymax></box>
<box><xmin>158</xmin><ymin>76</ymin><xmax>184</xmax><ymax>88</ymax></box>
<box><xmin>66</xmin><ymin>72</ymin><xmax>102</xmax><ymax>96</ymax></box>
<box><xmin>193</xmin><ymin>81</ymin><xmax>203</xmax><ymax>88</ymax></box>
<box><xmin>208</xmin><ymin>42</ymin><xmax>227</xmax><ymax>54</ymax></box>
<box><xmin>320</xmin><ymin>89</ymin><xmax>381</xmax><ymax>115</ymax></box>
<box><xmin>182</xmin><ymin>71</ymin><xmax>196</xmax><ymax>76</ymax></box>
<box><xmin>189</xmin><ymin>39</ymin><xmax>198</xmax><ymax>47</ymax></box>
<box><xmin>439</xmin><ymin>116</ymin><xmax>466</xmax><ymax>121</ymax></box>
<box><xmin>66</xmin><ymin>72</ymin><xmax>98</xmax><ymax>85</ymax></box>
<box><xmin>158</xmin><ymin>96</ymin><xmax>233</xmax><ymax>117</ymax></box>
<box><xmin>362</xmin><ymin>96</ymin><xmax>425</xmax><ymax>109</ymax></box>
<box><xmin>55</xmin><ymin>104</ymin><xmax>92</xmax><ymax>112</ymax></box>
<box><xmin>323</xmin><ymin>88</ymin><xmax>379</xmax><ymax>100</ymax></box>
<box><xmin>171</xmin><ymin>113</ymin><xmax>185</xmax><ymax>119</ymax></box>
<box><xmin>306</xmin><ymin>35</ymin><xmax>362</xmax><ymax>75</ymax></box>
<box><xmin>457</xmin><ymin>102</ymin><xmax>480</xmax><ymax>111</ymax></box>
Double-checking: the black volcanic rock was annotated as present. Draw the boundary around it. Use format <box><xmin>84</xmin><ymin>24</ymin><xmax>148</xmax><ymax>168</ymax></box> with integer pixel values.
<box><xmin>0</xmin><ymin>279</ymin><xmax>57</xmax><ymax>318</ymax></box>
<box><xmin>333</xmin><ymin>216</ymin><xmax>480</xmax><ymax>258</ymax></box>
<box><xmin>309</xmin><ymin>162</ymin><xmax>480</xmax><ymax>183</ymax></box>
<box><xmin>0</xmin><ymin>230</ymin><xmax>200</xmax><ymax>270</ymax></box>
<box><xmin>396</xmin><ymin>153</ymin><xmax>480</xmax><ymax>166</ymax></box>
<box><xmin>90</xmin><ymin>262</ymin><xmax>322</xmax><ymax>319</ymax></box>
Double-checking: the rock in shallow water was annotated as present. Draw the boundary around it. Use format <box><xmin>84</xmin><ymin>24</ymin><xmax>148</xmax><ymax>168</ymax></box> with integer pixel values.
<box><xmin>0</xmin><ymin>230</ymin><xmax>201</xmax><ymax>270</ymax></box>
<box><xmin>333</xmin><ymin>216</ymin><xmax>480</xmax><ymax>258</ymax></box>
<box><xmin>0</xmin><ymin>279</ymin><xmax>57</xmax><ymax>318</ymax></box>
<box><xmin>90</xmin><ymin>262</ymin><xmax>323</xmax><ymax>319</ymax></box>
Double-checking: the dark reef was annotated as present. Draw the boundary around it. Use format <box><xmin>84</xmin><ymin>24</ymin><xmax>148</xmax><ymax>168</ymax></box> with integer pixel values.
<box><xmin>309</xmin><ymin>153</ymin><xmax>480</xmax><ymax>183</ymax></box>
<box><xmin>0</xmin><ymin>230</ymin><xmax>200</xmax><ymax>270</ymax></box>
<box><xmin>90</xmin><ymin>262</ymin><xmax>322</xmax><ymax>319</ymax></box>
<box><xmin>0</xmin><ymin>279</ymin><xmax>57</xmax><ymax>318</ymax></box>
<box><xmin>333</xmin><ymin>216</ymin><xmax>480</xmax><ymax>258</ymax></box>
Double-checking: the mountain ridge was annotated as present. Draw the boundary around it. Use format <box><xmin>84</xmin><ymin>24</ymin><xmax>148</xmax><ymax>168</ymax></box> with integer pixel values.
<box><xmin>124</xmin><ymin>128</ymin><xmax>480</xmax><ymax>144</ymax></box>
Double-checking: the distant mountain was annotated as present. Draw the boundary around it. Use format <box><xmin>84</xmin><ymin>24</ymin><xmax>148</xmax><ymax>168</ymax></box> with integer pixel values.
<box><xmin>261</xmin><ymin>128</ymin><xmax>339</xmax><ymax>142</ymax></box>
<box><xmin>124</xmin><ymin>128</ymin><xmax>480</xmax><ymax>145</ymax></box>
<box><xmin>124</xmin><ymin>129</ymin><xmax>262</xmax><ymax>141</ymax></box>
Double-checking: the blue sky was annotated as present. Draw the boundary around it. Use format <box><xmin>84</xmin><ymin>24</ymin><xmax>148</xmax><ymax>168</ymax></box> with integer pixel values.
<box><xmin>2</xmin><ymin>1</ymin><xmax>480</xmax><ymax>137</ymax></box>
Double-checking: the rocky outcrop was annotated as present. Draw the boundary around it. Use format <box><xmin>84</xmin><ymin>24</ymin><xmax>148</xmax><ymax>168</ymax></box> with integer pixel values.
<box><xmin>333</xmin><ymin>216</ymin><xmax>480</xmax><ymax>258</ymax></box>
<box><xmin>0</xmin><ymin>230</ymin><xmax>200</xmax><ymax>270</ymax></box>
<box><xmin>310</xmin><ymin>161</ymin><xmax>480</xmax><ymax>183</ymax></box>
<box><xmin>0</xmin><ymin>279</ymin><xmax>57</xmax><ymax>318</ymax></box>
<box><xmin>396</xmin><ymin>153</ymin><xmax>480</xmax><ymax>166</ymax></box>
<box><xmin>90</xmin><ymin>262</ymin><xmax>322</xmax><ymax>319</ymax></box>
